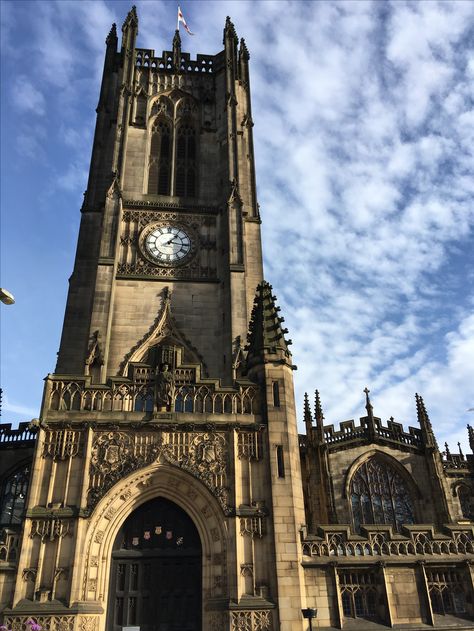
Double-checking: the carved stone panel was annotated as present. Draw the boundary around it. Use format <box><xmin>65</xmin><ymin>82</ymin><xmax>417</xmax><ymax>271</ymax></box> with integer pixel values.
<box><xmin>43</xmin><ymin>429</ymin><xmax>82</xmax><ymax>460</ymax></box>
<box><xmin>87</xmin><ymin>429</ymin><xmax>232</xmax><ymax>514</ymax></box>
<box><xmin>30</xmin><ymin>518</ymin><xmax>72</xmax><ymax>542</ymax></box>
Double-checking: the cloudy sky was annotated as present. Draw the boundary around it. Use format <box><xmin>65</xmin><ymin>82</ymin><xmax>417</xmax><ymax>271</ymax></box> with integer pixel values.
<box><xmin>1</xmin><ymin>0</ymin><xmax>473</xmax><ymax>452</ymax></box>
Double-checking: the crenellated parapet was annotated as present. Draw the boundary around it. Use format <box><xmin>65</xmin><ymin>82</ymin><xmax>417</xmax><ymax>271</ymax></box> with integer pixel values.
<box><xmin>0</xmin><ymin>422</ymin><xmax>37</xmax><ymax>448</ymax></box>
<box><xmin>301</xmin><ymin>390</ymin><xmax>424</xmax><ymax>454</ymax></box>
<box><xmin>135</xmin><ymin>47</ymin><xmax>217</xmax><ymax>74</ymax></box>
<box><xmin>442</xmin><ymin>428</ymin><xmax>474</xmax><ymax>473</ymax></box>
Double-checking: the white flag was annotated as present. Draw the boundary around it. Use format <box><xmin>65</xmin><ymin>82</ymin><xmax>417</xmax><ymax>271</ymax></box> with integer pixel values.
<box><xmin>178</xmin><ymin>6</ymin><xmax>194</xmax><ymax>35</ymax></box>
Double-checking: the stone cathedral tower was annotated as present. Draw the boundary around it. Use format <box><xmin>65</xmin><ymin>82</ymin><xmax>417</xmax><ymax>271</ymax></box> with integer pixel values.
<box><xmin>2</xmin><ymin>7</ymin><xmax>473</xmax><ymax>631</ymax></box>
<box><xmin>0</xmin><ymin>8</ymin><xmax>306</xmax><ymax>631</ymax></box>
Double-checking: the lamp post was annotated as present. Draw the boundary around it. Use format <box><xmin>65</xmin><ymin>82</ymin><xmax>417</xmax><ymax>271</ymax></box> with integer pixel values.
<box><xmin>0</xmin><ymin>288</ymin><xmax>15</xmax><ymax>305</ymax></box>
<box><xmin>302</xmin><ymin>607</ymin><xmax>317</xmax><ymax>631</ymax></box>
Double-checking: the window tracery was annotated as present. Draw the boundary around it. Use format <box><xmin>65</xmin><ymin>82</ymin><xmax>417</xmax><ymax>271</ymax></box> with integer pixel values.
<box><xmin>339</xmin><ymin>570</ymin><xmax>379</xmax><ymax>620</ymax></box>
<box><xmin>147</xmin><ymin>96</ymin><xmax>198</xmax><ymax>198</ymax></box>
<box><xmin>0</xmin><ymin>463</ymin><xmax>31</xmax><ymax>525</ymax></box>
<box><xmin>350</xmin><ymin>456</ymin><xmax>415</xmax><ymax>532</ymax></box>
<box><xmin>427</xmin><ymin>569</ymin><xmax>467</xmax><ymax>615</ymax></box>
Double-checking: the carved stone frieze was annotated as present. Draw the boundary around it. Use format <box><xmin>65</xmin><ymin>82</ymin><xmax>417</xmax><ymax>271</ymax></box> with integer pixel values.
<box><xmin>87</xmin><ymin>429</ymin><xmax>232</xmax><ymax>514</ymax></box>
<box><xmin>87</xmin><ymin>431</ymin><xmax>160</xmax><ymax>509</ymax></box>
<box><xmin>79</xmin><ymin>618</ymin><xmax>100</xmax><ymax>631</ymax></box>
<box><xmin>240</xmin><ymin>515</ymin><xmax>264</xmax><ymax>538</ymax></box>
<box><xmin>3</xmin><ymin>617</ymin><xmax>76</xmax><ymax>631</ymax></box>
<box><xmin>30</xmin><ymin>518</ymin><xmax>72</xmax><ymax>542</ymax></box>
<box><xmin>43</xmin><ymin>429</ymin><xmax>82</xmax><ymax>460</ymax></box>
<box><xmin>237</xmin><ymin>428</ymin><xmax>263</xmax><ymax>460</ymax></box>
<box><xmin>231</xmin><ymin>610</ymin><xmax>272</xmax><ymax>631</ymax></box>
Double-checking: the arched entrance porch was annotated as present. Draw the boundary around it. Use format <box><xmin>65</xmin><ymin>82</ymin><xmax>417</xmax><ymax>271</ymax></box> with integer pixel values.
<box><xmin>75</xmin><ymin>464</ymin><xmax>228</xmax><ymax>631</ymax></box>
<box><xmin>107</xmin><ymin>496</ymin><xmax>202</xmax><ymax>630</ymax></box>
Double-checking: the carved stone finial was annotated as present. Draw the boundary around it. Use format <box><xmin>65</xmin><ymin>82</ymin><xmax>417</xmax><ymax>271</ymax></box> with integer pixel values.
<box><xmin>223</xmin><ymin>16</ymin><xmax>238</xmax><ymax>43</ymax></box>
<box><xmin>364</xmin><ymin>387</ymin><xmax>376</xmax><ymax>441</ymax></box>
<box><xmin>444</xmin><ymin>442</ymin><xmax>451</xmax><ymax>459</ymax></box>
<box><xmin>239</xmin><ymin>38</ymin><xmax>250</xmax><ymax>60</ymax></box>
<box><xmin>304</xmin><ymin>393</ymin><xmax>313</xmax><ymax>426</ymax></box>
<box><xmin>364</xmin><ymin>387</ymin><xmax>372</xmax><ymax>411</ymax></box>
<box><xmin>173</xmin><ymin>29</ymin><xmax>182</xmax><ymax>71</ymax></box>
<box><xmin>415</xmin><ymin>393</ymin><xmax>438</xmax><ymax>449</ymax></box>
<box><xmin>315</xmin><ymin>390</ymin><xmax>324</xmax><ymax>426</ymax></box>
<box><xmin>457</xmin><ymin>442</ymin><xmax>463</xmax><ymax>458</ymax></box>
<box><xmin>122</xmin><ymin>5</ymin><xmax>138</xmax><ymax>31</ymax></box>
<box><xmin>468</xmin><ymin>425</ymin><xmax>474</xmax><ymax>453</ymax></box>
<box><xmin>106</xmin><ymin>23</ymin><xmax>117</xmax><ymax>46</ymax></box>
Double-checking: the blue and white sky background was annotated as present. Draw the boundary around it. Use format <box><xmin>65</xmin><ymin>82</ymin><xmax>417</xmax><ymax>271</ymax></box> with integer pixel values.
<box><xmin>1</xmin><ymin>0</ymin><xmax>473</xmax><ymax>451</ymax></box>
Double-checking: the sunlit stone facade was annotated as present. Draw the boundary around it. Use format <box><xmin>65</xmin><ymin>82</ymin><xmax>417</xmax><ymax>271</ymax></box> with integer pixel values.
<box><xmin>1</xmin><ymin>8</ymin><xmax>473</xmax><ymax>631</ymax></box>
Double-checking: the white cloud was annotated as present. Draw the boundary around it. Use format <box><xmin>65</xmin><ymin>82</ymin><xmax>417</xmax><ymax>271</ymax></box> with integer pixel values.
<box><xmin>12</xmin><ymin>75</ymin><xmax>46</xmax><ymax>115</ymax></box>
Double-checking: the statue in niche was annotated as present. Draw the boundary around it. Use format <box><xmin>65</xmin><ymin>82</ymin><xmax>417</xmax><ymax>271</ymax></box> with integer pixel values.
<box><xmin>154</xmin><ymin>362</ymin><xmax>174</xmax><ymax>412</ymax></box>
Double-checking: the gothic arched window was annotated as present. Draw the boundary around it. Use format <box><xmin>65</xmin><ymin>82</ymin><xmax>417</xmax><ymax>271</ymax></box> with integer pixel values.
<box><xmin>458</xmin><ymin>485</ymin><xmax>474</xmax><ymax>520</ymax></box>
<box><xmin>350</xmin><ymin>456</ymin><xmax>415</xmax><ymax>532</ymax></box>
<box><xmin>175</xmin><ymin>124</ymin><xmax>196</xmax><ymax>198</ymax></box>
<box><xmin>148</xmin><ymin>119</ymin><xmax>172</xmax><ymax>195</ymax></box>
<box><xmin>0</xmin><ymin>463</ymin><xmax>31</xmax><ymax>526</ymax></box>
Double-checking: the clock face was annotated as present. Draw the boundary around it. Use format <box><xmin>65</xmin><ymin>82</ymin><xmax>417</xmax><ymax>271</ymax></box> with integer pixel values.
<box><xmin>144</xmin><ymin>225</ymin><xmax>192</xmax><ymax>265</ymax></box>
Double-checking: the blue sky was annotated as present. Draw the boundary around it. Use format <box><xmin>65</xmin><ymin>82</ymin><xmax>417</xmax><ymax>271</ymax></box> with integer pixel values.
<box><xmin>1</xmin><ymin>0</ymin><xmax>473</xmax><ymax>451</ymax></box>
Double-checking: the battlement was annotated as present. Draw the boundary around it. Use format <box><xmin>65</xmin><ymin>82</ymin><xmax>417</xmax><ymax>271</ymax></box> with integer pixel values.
<box><xmin>0</xmin><ymin>421</ymin><xmax>37</xmax><ymax>448</ymax></box>
<box><xmin>442</xmin><ymin>448</ymin><xmax>474</xmax><ymax>472</ymax></box>
<box><xmin>322</xmin><ymin>416</ymin><xmax>423</xmax><ymax>450</ymax></box>
<box><xmin>135</xmin><ymin>48</ymin><xmax>217</xmax><ymax>74</ymax></box>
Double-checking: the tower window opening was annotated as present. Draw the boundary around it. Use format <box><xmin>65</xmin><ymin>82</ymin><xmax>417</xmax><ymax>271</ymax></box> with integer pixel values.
<box><xmin>175</xmin><ymin>124</ymin><xmax>197</xmax><ymax>198</ymax></box>
<box><xmin>276</xmin><ymin>445</ymin><xmax>285</xmax><ymax>478</ymax></box>
<box><xmin>148</xmin><ymin>119</ymin><xmax>171</xmax><ymax>196</ymax></box>
<box><xmin>272</xmin><ymin>381</ymin><xmax>280</xmax><ymax>407</ymax></box>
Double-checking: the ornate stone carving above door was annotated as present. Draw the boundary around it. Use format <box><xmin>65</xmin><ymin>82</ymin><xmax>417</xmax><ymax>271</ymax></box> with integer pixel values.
<box><xmin>87</xmin><ymin>429</ymin><xmax>231</xmax><ymax>514</ymax></box>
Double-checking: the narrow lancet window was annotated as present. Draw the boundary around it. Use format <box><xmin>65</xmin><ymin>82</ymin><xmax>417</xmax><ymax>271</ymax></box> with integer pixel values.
<box><xmin>148</xmin><ymin>119</ymin><xmax>171</xmax><ymax>195</ymax></box>
<box><xmin>175</xmin><ymin>124</ymin><xmax>197</xmax><ymax>198</ymax></box>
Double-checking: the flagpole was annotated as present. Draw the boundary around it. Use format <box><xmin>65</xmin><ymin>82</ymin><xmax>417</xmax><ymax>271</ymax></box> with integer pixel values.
<box><xmin>177</xmin><ymin>6</ymin><xmax>180</xmax><ymax>31</ymax></box>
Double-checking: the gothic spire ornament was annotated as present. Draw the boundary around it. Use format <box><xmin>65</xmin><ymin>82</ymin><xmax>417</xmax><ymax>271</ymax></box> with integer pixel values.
<box><xmin>415</xmin><ymin>393</ymin><xmax>438</xmax><ymax>449</ymax></box>
<box><xmin>245</xmin><ymin>281</ymin><xmax>295</xmax><ymax>371</ymax></box>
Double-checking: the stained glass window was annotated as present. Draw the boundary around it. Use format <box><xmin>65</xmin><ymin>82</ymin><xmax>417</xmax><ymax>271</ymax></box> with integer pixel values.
<box><xmin>0</xmin><ymin>464</ymin><xmax>31</xmax><ymax>525</ymax></box>
<box><xmin>350</xmin><ymin>456</ymin><xmax>415</xmax><ymax>532</ymax></box>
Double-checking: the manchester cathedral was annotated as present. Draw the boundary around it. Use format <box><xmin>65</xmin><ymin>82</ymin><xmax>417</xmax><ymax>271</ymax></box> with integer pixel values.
<box><xmin>1</xmin><ymin>8</ymin><xmax>473</xmax><ymax>631</ymax></box>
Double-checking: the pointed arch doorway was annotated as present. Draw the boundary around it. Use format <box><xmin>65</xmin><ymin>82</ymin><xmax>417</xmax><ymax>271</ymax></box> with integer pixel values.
<box><xmin>107</xmin><ymin>496</ymin><xmax>202</xmax><ymax>631</ymax></box>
